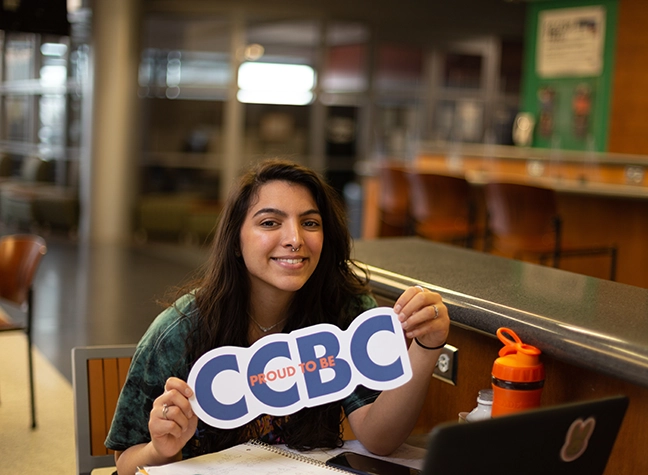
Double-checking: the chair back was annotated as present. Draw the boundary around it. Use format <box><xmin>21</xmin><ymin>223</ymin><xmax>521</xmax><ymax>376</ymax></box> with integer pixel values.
<box><xmin>378</xmin><ymin>164</ymin><xmax>410</xmax><ymax>235</ymax></box>
<box><xmin>484</xmin><ymin>181</ymin><xmax>617</xmax><ymax>279</ymax></box>
<box><xmin>0</xmin><ymin>234</ymin><xmax>47</xmax><ymax>307</ymax></box>
<box><xmin>484</xmin><ymin>182</ymin><xmax>557</xmax><ymax>248</ymax></box>
<box><xmin>407</xmin><ymin>172</ymin><xmax>475</xmax><ymax>243</ymax></box>
<box><xmin>0</xmin><ymin>153</ymin><xmax>11</xmax><ymax>177</ymax></box>
<box><xmin>72</xmin><ymin>345</ymin><xmax>136</xmax><ymax>475</ymax></box>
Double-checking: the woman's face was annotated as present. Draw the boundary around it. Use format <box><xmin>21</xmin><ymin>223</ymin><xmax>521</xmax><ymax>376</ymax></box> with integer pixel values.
<box><xmin>240</xmin><ymin>180</ymin><xmax>323</xmax><ymax>300</ymax></box>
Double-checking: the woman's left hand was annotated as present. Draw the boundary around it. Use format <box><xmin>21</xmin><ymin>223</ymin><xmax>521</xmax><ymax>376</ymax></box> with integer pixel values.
<box><xmin>393</xmin><ymin>285</ymin><xmax>449</xmax><ymax>349</ymax></box>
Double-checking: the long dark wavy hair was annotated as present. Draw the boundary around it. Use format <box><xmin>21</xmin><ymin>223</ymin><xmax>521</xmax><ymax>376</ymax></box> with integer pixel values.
<box><xmin>180</xmin><ymin>159</ymin><xmax>370</xmax><ymax>456</ymax></box>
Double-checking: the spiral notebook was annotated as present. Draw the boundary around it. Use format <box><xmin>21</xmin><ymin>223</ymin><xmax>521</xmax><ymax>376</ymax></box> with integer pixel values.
<box><xmin>138</xmin><ymin>439</ymin><xmax>350</xmax><ymax>475</ymax></box>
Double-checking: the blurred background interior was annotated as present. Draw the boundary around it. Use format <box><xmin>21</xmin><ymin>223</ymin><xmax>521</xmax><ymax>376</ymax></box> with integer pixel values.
<box><xmin>1</xmin><ymin>0</ymin><xmax>648</xmax><ymax>372</ymax></box>
<box><xmin>3</xmin><ymin>3</ymin><xmax>648</xmax><ymax>473</ymax></box>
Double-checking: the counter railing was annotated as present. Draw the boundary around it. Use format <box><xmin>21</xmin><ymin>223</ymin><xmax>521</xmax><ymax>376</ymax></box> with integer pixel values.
<box><xmin>352</xmin><ymin>237</ymin><xmax>648</xmax><ymax>474</ymax></box>
<box><xmin>352</xmin><ymin>238</ymin><xmax>648</xmax><ymax>389</ymax></box>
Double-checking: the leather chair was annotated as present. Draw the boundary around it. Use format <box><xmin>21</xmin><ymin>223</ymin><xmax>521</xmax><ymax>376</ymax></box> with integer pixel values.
<box><xmin>406</xmin><ymin>171</ymin><xmax>478</xmax><ymax>248</ymax></box>
<box><xmin>377</xmin><ymin>164</ymin><xmax>412</xmax><ymax>237</ymax></box>
<box><xmin>483</xmin><ymin>182</ymin><xmax>617</xmax><ymax>280</ymax></box>
<box><xmin>0</xmin><ymin>234</ymin><xmax>47</xmax><ymax>428</ymax></box>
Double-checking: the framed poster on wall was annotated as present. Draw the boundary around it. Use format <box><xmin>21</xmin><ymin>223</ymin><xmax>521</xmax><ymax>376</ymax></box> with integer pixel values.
<box><xmin>537</xmin><ymin>6</ymin><xmax>606</xmax><ymax>78</ymax></box>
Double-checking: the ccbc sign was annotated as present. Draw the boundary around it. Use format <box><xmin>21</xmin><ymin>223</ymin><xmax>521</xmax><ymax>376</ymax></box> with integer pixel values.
<box><xmin>187</xmin><ymin>307</ymin><xmax>412</xmax><ymax>429</ymax></box>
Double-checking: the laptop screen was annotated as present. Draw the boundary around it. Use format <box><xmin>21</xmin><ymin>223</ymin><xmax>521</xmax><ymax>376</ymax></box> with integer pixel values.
<box><xmin>422</xmin><ymin>396</ymin><xmax>628</xmax><ymax>475</ymax></box>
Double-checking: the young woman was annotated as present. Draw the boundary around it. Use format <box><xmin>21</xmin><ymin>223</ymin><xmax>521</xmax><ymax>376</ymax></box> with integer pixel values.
<box><xmin>106</xmin><ymin>159</ymin><xmax>449</xmax><ymax>474</ymax></box>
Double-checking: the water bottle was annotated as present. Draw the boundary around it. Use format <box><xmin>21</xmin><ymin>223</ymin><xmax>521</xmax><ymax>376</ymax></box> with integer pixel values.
<box><xmin>491</xmin><ymin>327</ymin><xmax>545</xmax><ymax>417</ymax></box>
<box><xmin>466</xmin><ymin>388</ymin><xmax>493</xmax><ymax>422</ymax></box>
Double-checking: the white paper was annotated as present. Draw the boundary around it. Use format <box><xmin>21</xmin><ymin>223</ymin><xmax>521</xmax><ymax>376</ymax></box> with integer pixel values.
<box><xmin>537</xmin><ymin>6</ymin><xmax>606</xmax><ymax>77</ymax></box>
<box><xmin>142</xmin><ymin>440</ymin><xmax>427</xmax><ymax>474</ymax></box>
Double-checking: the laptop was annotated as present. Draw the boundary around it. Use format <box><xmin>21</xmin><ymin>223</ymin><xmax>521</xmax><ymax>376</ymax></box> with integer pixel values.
<box><xmin>421</xmin><ymin>395</ymin><xmax>628</xmax><ymax>475</ymax></box>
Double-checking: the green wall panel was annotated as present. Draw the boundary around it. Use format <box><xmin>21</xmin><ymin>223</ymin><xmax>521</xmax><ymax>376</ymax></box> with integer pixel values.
<box><xmin>521</xmin><ymin>0</ymin><xmax>618</xmax><ymax>152</ymax></box>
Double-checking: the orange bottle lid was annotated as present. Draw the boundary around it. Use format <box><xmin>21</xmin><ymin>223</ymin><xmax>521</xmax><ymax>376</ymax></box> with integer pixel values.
<box><xmin>492</xmin><ymin>328</ymin><xmax>545</xmax><ymax>383</ymax></box>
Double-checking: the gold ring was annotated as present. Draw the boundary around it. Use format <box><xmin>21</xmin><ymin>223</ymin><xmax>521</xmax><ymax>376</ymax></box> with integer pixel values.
<box><xmin>162</xmin><ymin>403</ymin><xmax>169</xmax><ymax>420</ymax></box>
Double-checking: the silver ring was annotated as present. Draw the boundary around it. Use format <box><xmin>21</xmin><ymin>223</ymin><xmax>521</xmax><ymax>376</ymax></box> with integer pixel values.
<box><xmin>162</xmin><ymin>403</ymin><xmax>169</xmax><ymax>420</ymax></box>
<box><xmin>432</xmin><ymin>304</ymin><xmax>439</xmax><ymax>320</ymax></box>
<box><xmin>291</xmin><ymin>245</ymin><xmax>301</xmax><ymax>252</ymax></box>
<box><xmin>415</xmin><ymin>285</ymin><xmax>425</xmax><ymax>292</ymax></box>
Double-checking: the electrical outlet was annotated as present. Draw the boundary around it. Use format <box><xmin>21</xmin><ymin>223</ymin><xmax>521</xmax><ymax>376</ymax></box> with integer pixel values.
<box><xmin>433</xmin><ymin>344</ymin><xmax>458</xmax><ymax>385</ymax></box>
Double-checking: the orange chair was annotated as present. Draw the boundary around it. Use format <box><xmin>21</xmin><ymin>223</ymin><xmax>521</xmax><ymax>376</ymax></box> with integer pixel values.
<box><xmin>72</xmin><ymin>345</ymin><xmax>136</xmax><ymax>475</ymax></box>
<box><xmin>406</xmin><ymin>172</ymin><xmax>478</xmax><ymax>248</ymax></box>
<box><xmin>0</xmin><ymin>234</ymin><xmax>47</xmax><ymax>428</ymax></box>
<box><xmin>483</xmin><ymin>182</ymin><xmax>617</xmax><ymax>280</ymax></box>
<box><xmin>377</xmin><ymin>165</ymin><xmax>412</xmax><ymax>236</ymax></box>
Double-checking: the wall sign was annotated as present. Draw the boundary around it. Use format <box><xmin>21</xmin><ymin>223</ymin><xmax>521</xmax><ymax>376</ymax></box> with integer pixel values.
<box><xmin>187</xmin><ymin>307</ymin><xmax>412</xmax><ymax>429</ymax></box>
<box><xmin>537</xmin><ymin>6</ymin><xmax>606</xmax><ymax>78</ymax></box>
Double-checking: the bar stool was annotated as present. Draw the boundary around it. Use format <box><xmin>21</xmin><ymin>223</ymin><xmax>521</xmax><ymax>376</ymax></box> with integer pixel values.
<box><xmin>377</xmin><ymin>164</ymin><xmax>412</xmax><ymax>236</ymax></box>
<box><xmin>406</xmin><ymin>171</ymin><xmax>478</xmax><ymax>248</ymax></box>
<box><xmin>483</xmin><ymin>182</ymin><xmax>617</xmax><ymax>280</ymax></box>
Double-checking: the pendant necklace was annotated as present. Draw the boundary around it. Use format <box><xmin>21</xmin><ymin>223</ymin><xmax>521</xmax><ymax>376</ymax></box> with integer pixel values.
<box><xmin>250</xmin><ymin>315</ymin><xmax>288</xmax><ymax>333</ymax></box>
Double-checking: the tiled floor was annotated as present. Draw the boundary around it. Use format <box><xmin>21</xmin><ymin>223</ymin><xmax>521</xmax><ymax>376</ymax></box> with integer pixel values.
<box><xmin>0</xmin><ymin>332</ymin><xmax>76</xmax><ymax>473</ymax></box>
<box><xmin>10</xmin><ymin>234</ymin><xmax>210</xmax><ymax>382</ymax></box>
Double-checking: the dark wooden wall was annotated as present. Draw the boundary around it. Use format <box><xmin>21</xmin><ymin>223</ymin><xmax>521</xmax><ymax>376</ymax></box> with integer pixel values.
<box><xmin>413</xmin><ymin>324</ymin><xmax>647</xmax><ymax>475</ymax></box>
<box><xmin>608</xmin><ymin>0</ymin><xmax>648</xmax><ymax>154</ymax></box>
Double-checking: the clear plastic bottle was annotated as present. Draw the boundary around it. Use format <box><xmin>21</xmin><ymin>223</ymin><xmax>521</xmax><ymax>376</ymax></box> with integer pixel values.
<box><xmin>466</xmin><ymin>388</ymin><xmax>493</xmax><ymax>422</ymax></box>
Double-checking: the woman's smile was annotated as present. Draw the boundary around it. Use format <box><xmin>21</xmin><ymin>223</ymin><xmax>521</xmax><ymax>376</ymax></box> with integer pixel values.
<box><xmin>272</xmin><ymin>256</ymin><xmax>306</xmax><ymax>266</ymax></box>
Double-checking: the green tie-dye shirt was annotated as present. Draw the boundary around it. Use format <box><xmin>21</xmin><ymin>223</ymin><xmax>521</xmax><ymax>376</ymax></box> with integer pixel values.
<box><xmin>105</xmin><ymin>292</ymin><xmax>379</xmax><ymax>458</ymax></box>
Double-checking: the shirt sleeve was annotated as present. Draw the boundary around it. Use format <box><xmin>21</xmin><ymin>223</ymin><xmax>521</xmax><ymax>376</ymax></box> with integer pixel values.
<box><xmin>104</xmin><ymin>295</ymin><xmax>195</xmax><ymax>452</ymax></box>
<box><xmin>341</xmin><ymin>385</ymin><xmax>381</xmax><ymax>415</ymax></box>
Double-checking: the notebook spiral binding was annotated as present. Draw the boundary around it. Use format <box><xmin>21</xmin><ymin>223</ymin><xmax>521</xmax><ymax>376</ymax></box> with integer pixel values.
<box><xmin>246</xmin><ymin>439</ymin><xmax>348</xmax><ymax>473</ymax></box>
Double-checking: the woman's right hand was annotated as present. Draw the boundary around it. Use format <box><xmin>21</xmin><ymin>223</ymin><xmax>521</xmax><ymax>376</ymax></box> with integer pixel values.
<box><xmin>148</xmin><ymin>377</ymin><xmax>199</xmax><ymax>459</ymax></box>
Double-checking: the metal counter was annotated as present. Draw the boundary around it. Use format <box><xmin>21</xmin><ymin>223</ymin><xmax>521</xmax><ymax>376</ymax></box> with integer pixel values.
<box><xmin>352</xmin><ymin>237</ymin><xmax>648</xmax><ymax>388</ymax></box>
